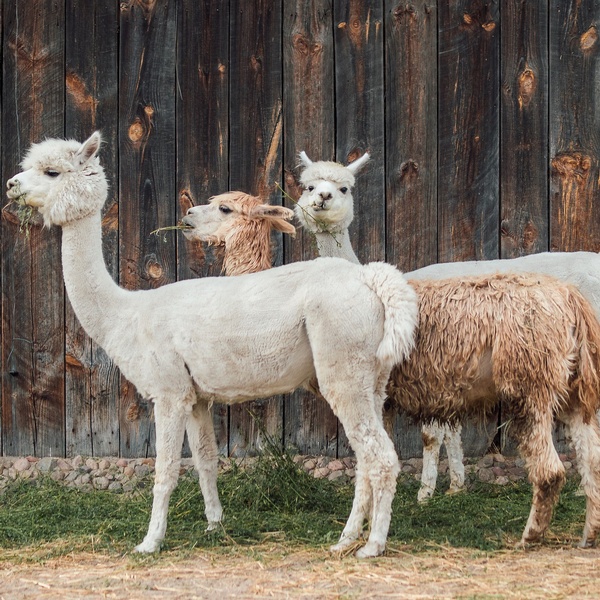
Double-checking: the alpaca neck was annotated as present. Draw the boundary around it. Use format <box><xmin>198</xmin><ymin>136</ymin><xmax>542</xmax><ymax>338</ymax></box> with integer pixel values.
<box><xmin>61</xmin><ymin>212</ymin><xmax>128</xmax><ymax>347</ymax></box>
<box><xmin>223</xmin><ymin>221</ymin><xmax>272</xmax><ymax>275</ymax></box>
<box><xmin>314</xmin><ymin>228</ymin><xmax>360</xmax><ymax>265</ymax></box>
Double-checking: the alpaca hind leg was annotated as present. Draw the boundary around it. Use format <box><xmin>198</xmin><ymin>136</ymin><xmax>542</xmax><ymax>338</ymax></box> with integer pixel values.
<box><xmin>560</xmin><ymin>409</ymin><xmax>600</xmax><ymax>547</ymax></box>
<box><xmin>516</xmin><ymin>412</ymin><xmax>565</xmax><ymax>546</ymax></box>
<box><xmin>134</xmin><ymin>399</ymin><xmax>187</xmax><ymax>553</ymax></box>
<box><xmin>445</xmin><ymin>422</ymin><xmax>465</xmax><ymax>495</ymax></box>
<box><xmin>186</xmin><ymin>401</ymin><xmax>223</xmax><ymax>530</ymax></box>
<box><xmin>418</xmin><ymin>423</ymin><xmax>443</xmax><ymax>502</ymax></box>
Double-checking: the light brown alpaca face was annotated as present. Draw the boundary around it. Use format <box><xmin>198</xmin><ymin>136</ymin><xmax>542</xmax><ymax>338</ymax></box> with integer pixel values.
<box><xmin>181</xmin><ymin>191</ymin><xmax>295</xmax><ymax>244</ymax></box>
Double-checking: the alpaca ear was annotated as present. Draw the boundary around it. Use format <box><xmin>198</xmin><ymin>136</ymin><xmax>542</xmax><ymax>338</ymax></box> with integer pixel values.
<box><xmin>346</xmin><ymin>152</ymin><xmax>370</xmax><ymax>175</ymax></box>
<box><xmin>249</xmin><ymin>204</ymin><xmax>294</xmax><ymax>221</ymax></box>
<box><xmin>249</xmin><ymin>204</ymin><xmax>296</xmax><ymax>236</ymax></box>
<box><xmin>299</xmin><ymin>151</ymin><xmax>313</xmax><ymax>168</ymax></box>
<box><xmin>270</xmin><ymin>219</ymin><xmax>296</xmax><ymax>237</ymax></box>
<box><xmin>76</xmin><ymin>131</ymin><xmax>102</xmax><ymax>166</ymax></box>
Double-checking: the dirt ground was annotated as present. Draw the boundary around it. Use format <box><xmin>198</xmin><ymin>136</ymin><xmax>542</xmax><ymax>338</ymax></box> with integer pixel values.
<box><xmin>1</xmin><ymin>544</ymin><xmax>599</xmax><ymax>600</ymax></box>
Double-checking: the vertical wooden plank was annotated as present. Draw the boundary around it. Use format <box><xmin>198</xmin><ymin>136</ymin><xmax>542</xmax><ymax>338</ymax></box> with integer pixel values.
<box><xmin>119</xmin><ymin>0</ymin><xmax>177</xmax><ymax>457</ymax></box>
<box><xmin>550</xmin><ymin>0</ymin><xmax>600</xmax><ymax>252</ymax></box>
<box><xmin>177</xmin><ymin>0</ymin><xmax>230</xmax><ymax>455</ymax></box>
<box><xmin>335</xmin><ymin>0</ymin><xmax>384</xmax><ymax>264</ymax></box>
<box><xmin>333</xmin><ymin>0</ymin><xmax>384</xmax><ymax>457</ymax></box>
<box><xmin>282</xmin><ymin>0</ymin><xmax>338</xmax><ymax>457</ymax></box>
<box><xmin>65</xmin><ymin>0</ymin><xmax>120</xmax><ymax>457</ymax></box>
<box><xmin>385</xmin><ymin>1</ymin><xmax>437</xmax><ymax>272</ymax></box>
<box><xmin>384</xmin><ymin>1</ymin><xmax>438</xmax><ymax>460</ymax></box>
<box><xmin>499</xmin><ymin>0</ymin><xmax>550</xmax><ymax>456</ymax></box>
<box><xmin>1</xmin><ymin>0</ymin><xmax>65</xmax><ymax>457</ymax></box>
<box><xmin>229</xmin><ymin>0</ymin><xmax>283</xmax><ymax>456</ymax></box>
<box><xmin>438</xmin><ymin>0</ymin><xmax>500</xmax><ymax>262</ymax></box>
<box><xmin>437</xmin><ymin>0</ymin><xmax>500</xmax><ymax>459</ymax></box>
<box><xmin>500</xmin><ymin>0</ymin><xmax>549</xmax><ymax>258</ymax></box>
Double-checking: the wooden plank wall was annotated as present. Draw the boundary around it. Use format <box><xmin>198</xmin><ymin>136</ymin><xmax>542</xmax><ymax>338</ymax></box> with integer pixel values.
<box><xmin>1</xmin><ymin>0</ymin><xmax>599</xmax><ymax>460</ymax></box>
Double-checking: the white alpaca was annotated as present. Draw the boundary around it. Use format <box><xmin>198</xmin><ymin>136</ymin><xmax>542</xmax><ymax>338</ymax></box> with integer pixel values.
<box><xmin>295</xmin><ymin>151</ymin><xmax>465</xmax><ymax>502</ymax></box>
<box><xmin>6</xmin><ymin>133</ymin><xmax>420</xmax><ymax>558</ymax></box>
<box><xmin>180</xmin><ymin>191</ymin><xmax>296</xmax><ymax>275</ymax></box>
<box><xmin>294</xmin><ymin>153</ymin><xmax>600</xmax><ymax>548</ymax></box>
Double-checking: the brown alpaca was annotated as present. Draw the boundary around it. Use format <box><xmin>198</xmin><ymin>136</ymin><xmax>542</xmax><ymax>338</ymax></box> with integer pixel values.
<box><xmin>385</xmin><ymin>273</ymin><xmax>600</xmax><ymax>547</ymax></box>
<box><xmin>182</xmin><ymin>191</ymin><xmax>296</xmax><ymax>275</ymax></box>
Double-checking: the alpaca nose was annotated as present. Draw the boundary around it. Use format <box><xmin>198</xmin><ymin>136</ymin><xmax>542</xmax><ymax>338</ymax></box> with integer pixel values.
<box><xmin>7</xmin><ymin>178</ymin><xmax>17</xmax><ymax>190</ymax></box>
<box><xmin>319</xmin><ymin>192</ymin><xmax>332</xmax><ymax>201</ymax></box>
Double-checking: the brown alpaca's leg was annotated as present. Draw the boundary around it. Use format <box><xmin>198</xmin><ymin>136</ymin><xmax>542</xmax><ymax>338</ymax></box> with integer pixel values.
<box><xmin>515</xmin><ymin>408</ymin><xmax>566</xmax><ymax>545</ymax></box>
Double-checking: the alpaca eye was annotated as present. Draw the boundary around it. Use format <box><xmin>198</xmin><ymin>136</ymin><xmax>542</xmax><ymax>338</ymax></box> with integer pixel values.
<box><xmin>307</xmin><ymin>186</ymin><xmax>314</xmax><ymax>192</ymax></box>
<box><xmin>340</xmin><ymin>187</ymin><xmax>348</xmax><ymax>194</ymax></box>
<box><xmin>45</xmin><ymin>169</ymin><xmax>60</xmax><ymax>178</ymax></box>
<box><xmin>219</xmin><ymin>205</ymin><xmax>232</xmax><ymax>214</ymax></box>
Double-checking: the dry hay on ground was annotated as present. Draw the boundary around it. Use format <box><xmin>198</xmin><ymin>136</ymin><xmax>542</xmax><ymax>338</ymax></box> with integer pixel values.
<box><xmin>1</xmin><ymin>543</ymin><xmax>599</xmax><ymax>600</ymax></box>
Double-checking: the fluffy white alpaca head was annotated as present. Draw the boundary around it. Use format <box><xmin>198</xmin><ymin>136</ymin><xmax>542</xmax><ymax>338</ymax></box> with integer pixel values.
<box><xmin>6</xmin><ymin>131</ymin><xmax>107</xmax><ymax>227</ymax></box>
<box><xmin>295</xmin><ymin>152</ymin><xmax>369</xmax><ymax>234</ymax></box>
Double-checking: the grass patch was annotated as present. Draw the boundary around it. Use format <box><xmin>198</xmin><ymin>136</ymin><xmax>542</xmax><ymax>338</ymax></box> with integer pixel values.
<box><xmin>0</xmin><ymin>451</ymin><xmax>586</xmax><ymax>562</ymax></box>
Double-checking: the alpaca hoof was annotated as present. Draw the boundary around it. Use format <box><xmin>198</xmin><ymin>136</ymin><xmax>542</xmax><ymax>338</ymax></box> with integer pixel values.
<box><xmin>134</xmin><ymin>539</ymin><xmax>161</xmax><ymax>553</ymax></box>
<box><xmin>578</xmin><ymin>538</ymin><xmax>596</xmax><ymax>549</ymax></box>
<box><xmin>206</xmin><ymin>520</ymin><xmax>220</xmax><ymax>532</ymax></box>
<box><xmin>355</xmin><ymin>541</ymin><xmax>385</xmax><ymax>558</ymax></box>
<box><xmin>417</xmin><ymin>490</ymin><xmax>433</xmax><ymax>504</ymax></box>
<box><xmin>446</xmin><ymin>486</ymin><xmax>466</xmax><ymax>496</ymax></box>
<box><xmin>329</xmin><ymin>537</ymin><xmax>357</xmax><ymax>554</ymax></box>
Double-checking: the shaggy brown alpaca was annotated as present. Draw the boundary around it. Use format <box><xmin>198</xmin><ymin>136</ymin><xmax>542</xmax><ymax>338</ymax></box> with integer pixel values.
<box><xmin>386</xmin><ymin>273</ymin><xmax>600</xmax><ymax>547</ymax></box>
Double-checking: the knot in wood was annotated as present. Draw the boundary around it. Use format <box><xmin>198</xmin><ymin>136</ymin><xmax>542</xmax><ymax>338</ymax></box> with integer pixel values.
<box><xmin>146</xmin><ymin>257</ymin><xmax>164</xmax><ymax>280</ymax></box>
<box><xmin>399</xmin><ymin>160</ymin><xmax>419</xmax><ymax>180</ymax></box>
<box><xmin>250</xmin><ymin>55</ymin><xmax>262</xmax><ymax>71</ymax></box>
<box><xmin>393</xmin><ymin>5</ymin><xmax>416</xmax><ymax>21</ymax></box>
<box><xmin>581</xmin><ymin>26</ymin><xmax>598</xmax><ymax>52</ymax></box>
<box><xmin>518</xmin><ymin>68</ymin><xmax>537</xmax><ymax>108</ymax></box>
<box><xmin>482</xmin><ymin>20</ymin><xmax>496</xmax><ymax>32</ymax></box>
<box><xmin>292</xmin><ymin>34</ymin><xmax>310</xmax><ymax>56</ymax></box>
<box><xmin>218</xmin><ymin>63</ymin><xmax>227</xmax><ymax>74</ymax></box>
<box><xmin>128</xmin><ymin>118</ymin><xmax>145</xmax><ymax>144</ymax></box>
<box><xmin>551</xmin><ymin>152</ymin><xmax>592</xmax><ymax>180</ymax></box>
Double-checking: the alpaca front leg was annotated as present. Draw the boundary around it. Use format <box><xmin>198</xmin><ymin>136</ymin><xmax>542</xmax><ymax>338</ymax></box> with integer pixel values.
<box><xmin>186</xmin><ymin>401</ymin><xmax>223</xmax><ymax>529</ymax></box>
<box><xmin>330</xmin><ymin>464</ymin><xmax>371</xmax><ymax>552</ymax></box>
<box><xmin>418</xmin><ymin>423</ymin><xmax>443</xmax><ymax>502</ymax></box>
<box><xmin>134</xmin><ymin>400</ymin><xmax>187</xmax><ymax>553</ymax></box>
<box><xmin>444</xmin><ymin>423</ymin><xmax>465</xmax><ymax>495</ymax></box>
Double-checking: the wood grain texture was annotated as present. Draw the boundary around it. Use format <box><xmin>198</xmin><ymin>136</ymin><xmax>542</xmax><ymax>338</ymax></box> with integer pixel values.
<box><xmin>65</xmin><ymin>0</ymin><xmax>120</xmax><ymax>457</ymax></box>
<box><xmin>549</xmin><ymin>0</ymin><xmax>600</xmax><ymax>252</ymax></box>
<box><xmin>438</xmin><ymin>0</ymin><xmax>500</xmax><ymax>262</ymax></box>
<box><xmin>385</xmin><ymin>1</ymin><xmax>437</xmax><ymax>272</ymax></box>
<box><xmin>118</xmin><ymin>0</ymin><xmax>177</xmax><ymax>457</ymax></box>
<box><xmin>335</xmin><ymin>0</ymin><xmax>384</xmax><ymax>266</ymax></box>
<box><xmin>176</xmin><ymin>0</ymin><xmax>230</xmax><ymax>455</ymax></box>
<box><xmin>228</xmin><ymin>0</ymin><xmax>283</xmax><ymax>457</ymax></box>
<box><xmin>282</xmin><ymin>0</ymin><xmax>338</xmax><ymax>458</ymax></box>
<box><xmin>500</xmin><ymin>0</ymin><xmax>549</xmax><ymax>258</ymax></box>
<box><xmin>1</xmin><ymin>0</ymin><xmax>66</xmax><ymax>457</ymax></box>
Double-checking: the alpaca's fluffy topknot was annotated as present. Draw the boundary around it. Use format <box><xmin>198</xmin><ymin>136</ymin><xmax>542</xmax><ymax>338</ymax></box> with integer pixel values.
<box><xmin>299</xmin><ymin>161</ymin><xmax>356</xmax><ymax>188</ymax></box>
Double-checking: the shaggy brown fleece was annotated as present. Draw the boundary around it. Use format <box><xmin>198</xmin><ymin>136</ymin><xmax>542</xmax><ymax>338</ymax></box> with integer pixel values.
<box><xmin>387</xmin><ymin>273</ymin><xmax>600</xmax><ymax>425</ymax></box>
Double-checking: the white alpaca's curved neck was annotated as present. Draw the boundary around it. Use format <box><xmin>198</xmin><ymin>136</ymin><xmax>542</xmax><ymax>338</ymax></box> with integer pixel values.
<box><xmin>61</xmin><ymin>212</ymin><xmax>129</xmax><ymax>346</ymax></box>
<box><xmin>314</xmin><ymin>229</ymin><xmax>360</xmax><ymax>265</ymax></box>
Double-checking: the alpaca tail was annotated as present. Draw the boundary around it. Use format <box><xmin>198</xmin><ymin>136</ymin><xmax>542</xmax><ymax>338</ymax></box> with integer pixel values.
<box><xmin>568</xmin><ymin>286</ymin><xmax>600</xmax><ymax>421</ymax></box>
<box><xmin>360</xmin><ymin>262</ymin><xmax>419</xmax><ymax>371</ymax></box>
